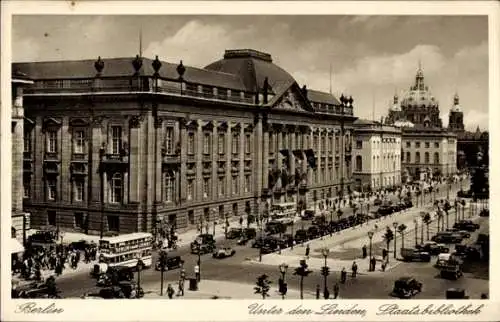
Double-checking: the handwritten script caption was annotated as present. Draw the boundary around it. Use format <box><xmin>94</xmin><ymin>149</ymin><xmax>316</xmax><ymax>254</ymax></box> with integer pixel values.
<box><xmin>249</xmin><ymin>303</ymin><xmax>485</xmax><ymax>317</ymax></box>
<box><xmin>15</xmin><ymin>302</ymin><xmax>64</xmax><ymax>314</ymax></box>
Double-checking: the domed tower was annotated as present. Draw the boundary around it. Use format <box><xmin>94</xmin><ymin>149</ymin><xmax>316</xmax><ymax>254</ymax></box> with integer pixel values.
<box><xmin>399</xmin><ymin>65</ymin><xmax>442</xmax><ymax>128</ymax></box>
<box><xmin>448</xmin><ymin>93</ymin><xmax>464</xmax><ymax>132</ymax></box>
<box><xmin>386</xmin><ymin>92</ymin><xmax>403</xmax><ymax>124</ymax></box>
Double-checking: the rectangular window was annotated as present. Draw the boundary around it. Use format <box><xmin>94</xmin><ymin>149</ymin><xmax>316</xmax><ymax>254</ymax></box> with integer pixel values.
<box><xmin>434</xmin><ymin>142</ymin><xmax>439</xmax><ymax>148</ymax></box>
<box><xmin>244</xmin><ymin>175</ymin><xmax>251</xmax><ymax>193</ymax></box>
<box><xmin>72</xmin><ymin>130</ymin><xmax>85</xmax><ymax>154</ymax></box>
<box><xmin>203</xmin><ymin>133</ymin><xmax>211</xmax><ymax>154</ymax></box>
<box><xmin>47</xmin><ymin>130</ymin><xmax>57</xmax><ymax>153</ymax></box>
<box><xmin>107</xmin><ymin>215</ymin><xmax>119</xmax><ymax>232</ymax></box>
<box><xmin>232</xmin><ymin>176</ymin><xmax>238</xmax><ymax>195</ymax></box>
<box><xmin>74</xmin><ymin>212</ymin><xmax>84</xmax><ymax>229</ymax></box>
<box><xmin>74</xmin><ymin>179</ymin><xmax>84</xmax><ymax>202</ymax></box>
<box><xmin>187</xmin><ymin>133</ymin><xmax>195</xmax><ymax>154</ymax></box>
<box><xmin>425</xmin><ymin>142</ymin><xmax>430</xmax><ymax>148</ymax></box>
<box><xmin>406</xmin><ymin>141</ymin><xmax>411</xmax><ymax>148</ymax></box>
<box><xmin>109</xmin><ymin>173</ymin><xmax>122</xmax><ymax>204</ymax></box>
<box><xmin>47</xmin><ymin>179</ymin><xmax>57</xmax><ymax>200</ymax></box>
<box><xmin>164</xmin><ymin>172</ymin><xmax>175</xmax><ymax>202</ymax></box>
<box><xmin>245</xmin><ymin>134</ymin><xmax>251</xmax><ymax>154</ymax></box>
<box><xmin>356</xmin><ymin>140</ymin><xmax>362</xmax><ymax>149</ymax></box>
<box><xmin>165</xmin><ymin>127</ymin><xmax>174</xmax><ymax>154</ymax></box>
<box><xmin>415</xmin><ymin>141</ymin><xmax>421</xmax><ymax>148</ymax></box>
<box><xmin>187</xmin><ymin>179</ymin><xmax>194</xmax><ymax>200</ymax></box>
<box><xmin>218</xmin><ymin>134</ymin><xmax>225</xmax><ymax>154</ymax></box>
<box><xmin>24</xmin><ymin>131</ymin><xmax>31</xmax><ymax>153</ymax></box>
<box><xmin>218</xmin><ymin>177</ymin><xmax>225</xmax><ymax>196</ymax></box>
<box><xmin>203</xmin><ymin>178</ymin><xmax>210</xmax><ymax>198</ymax></box>
<box><xmin>232</xmin><ymin>133</ymin><xmax>240</xmax><ymax>154</ymax></box>
<box><xmin>111</xmin><ymin>126</ymin><xmax>122</xmax><ymax>154</ymax></box>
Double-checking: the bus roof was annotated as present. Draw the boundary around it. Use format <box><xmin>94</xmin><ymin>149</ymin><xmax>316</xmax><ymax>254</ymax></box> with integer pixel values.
<box><xmin>100</xmin><ymin>232</ymin><xmax>153</xmax><ymax>244</ymax></box>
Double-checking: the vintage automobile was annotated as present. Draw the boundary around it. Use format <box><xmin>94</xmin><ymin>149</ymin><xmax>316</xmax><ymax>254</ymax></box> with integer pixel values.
<box><xmin>99</xmin><ymin>281</ymin><xmax>144</xmax><ymax>299</ymax></box>
<box><xmin>445</xmin><ymin>228</ymin><xmax>471</xmax><ymax>239</ymax></box>
<box><xmin>400</xmin><ymin>248</ymin><xmax>431</xmax><ymax>262</ymax></box>
<box><xmin>96</xmin><ymin>265</ymin><xmax>134</xmax><ymax>286</ymax></box>
<box><xmin>445</xmin><ymin>288</ymin><xmax>469</xmax><ymax>299</ymax></box>
<box><xmin>453</xmin><ymin>220</ymin><xmax>480</xmax><ymax>232</ymax></box>
<box><xmin>190</xmin><ymin>234</ymin><xmax>216</xmax><ymax>255</ymax></box>
<box><xmin>243</xmin><ymin>228</ymin><xmax>257</xmax><ymax>239</ymax></box>
<box><xmin>416</xmin><ymin>241</ymin><xmax>449</xmax><ymax>255</ymax></box>
<box><xmin>391</xmin><ymin>277</ymin><xmax>423</xmax><ymax>298</ymax></box>
<box><xmin>479</xmin><ymin>209</ymin><xmax>489</xmax><ymax>217</ymax></box>
<box><xmin>213</xmin><ymin>247</ymin><xmax>236</xmax><ymax>259</ymax></box>
<box><xmin>226</xmin><ymin>228</ymin><xmax>243</xmax><ymax>239</ymax></box>
<box><xmin>265</xmin><ymin>221</ymin><xmax>286</xmax><ymax>234</ymax></box>
<box><xmin>301</xmin><ymin>210</ymin><xmax>315</xmax><ymax>220</ymax></box>
<box><xmin>431</xmin><ymin>232</ymin><xmax>463</xmax><ymax>244</ymax></box>
<box><xmin>439</xmin><ymin>260</ymin><xmax>463</xmax><ymax>280</ymax></box>
<box><xmin>154</xmin><ymin>255</ymin><xmax>183</xmax><ymax>271</ymax></box>
<box><xmin>294</xmin><ymin>229</ymin><xmax>309</xmax><ymax>243</ymax></box>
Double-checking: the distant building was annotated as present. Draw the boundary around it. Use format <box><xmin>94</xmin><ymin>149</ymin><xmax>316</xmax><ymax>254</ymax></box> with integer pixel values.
<box><xmin>352</xmin><ymin>119</ymin><xmax>402</xmax><ymax>191</ymax></box>
<box><xmin>14</xmin><ymin>49</ymin><xmax>357</xmax><ymax>236</ymax></box>
<box><xmin>385</xmin><ymin>66</ymin><xmax>457</xmax><ymax>182</ymax></box>
<box><xmin>446</xmin><ymin>93</ymin><xmax>489</xmax><ymax>170</ymax></box>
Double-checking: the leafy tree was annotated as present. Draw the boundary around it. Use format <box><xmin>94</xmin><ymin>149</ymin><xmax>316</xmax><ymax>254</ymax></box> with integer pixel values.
<box><xmin>383</xmin><ymin>227</ymin><xmax>394</xmax><ymax>254</ymax></box>
<box><xmin>423</xmin><ymin>213</ymin><xmax>432</xmax><ymax>241</ymax></box>
<box><xmin>397</xmin><ymin>224</ymin><xmax>407</xmax><ymax>250</ymax></box>
<box><xmin>293</xmin><ymin>260</ymin><xmax>312</xmax><ymax>299</ymax></box>
<box><xmin>254</xmin><ymin>274</ymin><xmax>272</xmax><ymax>299</ymax></box>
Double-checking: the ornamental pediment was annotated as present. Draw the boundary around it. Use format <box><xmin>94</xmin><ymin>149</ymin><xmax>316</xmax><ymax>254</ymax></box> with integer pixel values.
<box><xmin>272</xmin><ymin>85</ymin><xmax>314</xmax><ymax>113</ymax></box>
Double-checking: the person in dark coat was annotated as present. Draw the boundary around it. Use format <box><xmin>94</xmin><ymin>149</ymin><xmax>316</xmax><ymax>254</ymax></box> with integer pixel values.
<box><xmin>351</xmin><ymin>261</ymin><xmax>358</xmax><ymax>278</ymax></box>
<box><xmin>362</xmin><ymin>245</ymin><xmax>367</xmax><ymax>258</ymax></box>
<box><xmin>167</xmin><ymin>284</ymin><xmax>175</xmax><ymax>299</ymax></box>
<box><xmin>340</xmin><ymin>268</ymin><xmax>347</xmax><ymax>284</ymax></box>
<box><xmin>315</xmin><ymin>284</ymin><xmax>320</xmax><ymax>299</ymax></box>
<box><xmin>333</xmin><ymin>282</ymin><xmax>340</xmax><ymax>299</ymax></box>
<box><xmin>305</xmin><ymin>244</ymin><xmax>310</xmax><ymax>259</ymax></box>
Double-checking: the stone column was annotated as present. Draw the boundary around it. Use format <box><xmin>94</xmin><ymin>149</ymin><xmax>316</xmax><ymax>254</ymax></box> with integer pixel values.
<box><xmin>262</xmin><ymin>126</ymin><xmax>269</xmax><ymax>191</ymax></box>
<box><xmin>90</xmin><ymin>118</ymin><xmax>103</xmax><ymax>203</ymax></box>
<box><xmin>276</xmin><ymin>125</ymin><xmax>283</xmax><ymax>203</ymax></box>
<box><xmin>178</xmin><ymin>119</ymin><xmax>187</xmax><ymax>202</ymax></box>
<box><xmin>11</xmin><ymin>86</ymin><xmax>24</xmax><ymax>212</ymax></box>
<box><xmin>129</xmin><ymin>116</ymin><xmax>141</xmax><ymax>203</ymax></box>
<box><xmin>225</xmin><ymin>124</ymin><xmax>231</xmax><ymax>199</ymax></box>
<box><xmin>34</xmin><ymin>116</ymin><xmax>44</xmax><ymax>202</ymax></box>
<box><xmin>196</xmin><ymin>120</ymin><xmax>203</xmax><ymax>201</ymax></box>
<box><xmin>154</xmin><ymin>118</ymin><xmax>163</xmax><ymax>207</ymax></box>
<box><xmin>254</xmin><ymin>115</ymin><xmax>263</xmax><ymax>216</ymax></box>
<box><xmin>212</xmin><ymin>123</ymin><xmax>218</xmax><ymax>201</ymax></box>
<box><xmin>239</xmin><ymin>125</ymin><xmax>245</xmax><ymax>194</ymax></box>
<box><xmin>60</xmin><ymin>117</ymin><xmax>71</xmax><ymax>203</ymax></box>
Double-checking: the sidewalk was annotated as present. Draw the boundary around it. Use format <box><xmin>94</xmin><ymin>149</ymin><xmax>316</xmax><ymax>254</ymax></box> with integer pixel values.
<box><xmin>142</xmin><ymin>279</ymin><xmax>318</xmax><ymax>299</ymax></box>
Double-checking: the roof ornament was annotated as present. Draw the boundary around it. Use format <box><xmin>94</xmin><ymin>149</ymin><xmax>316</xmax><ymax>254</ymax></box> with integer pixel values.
<box><xmin>340</xmin><ymin>94</ymin><xmax>346</xmax><ymax>105</ymax></box>
<box><xmin>348</xmin><ymin>96</ymin><xmax>353</xmax><ymax>108</ymax></box>
<box><xmin>132</xmin><ymin>54</ymin><xmax>143</xmax><ymax>74</ymax></box>
<box><xmin>176</xmin><ymin>60</ymin><xmax>186</xmax><ymax>79</ymax></box>
<box><xmin>152</xmin><ymin>55</ymin><xmax>162</xmax><ymax>76</ymax></box>
<box><xmin>262</xmin><ymin>77</ymin><xmax>269</xmax><ymax>104</ymax></box>
<box><xmin>94</xmin><ymin>56</ymin><xmax>104</xmax><ymax>75</ymax></box>
<box><xmin>454</xmin><ymin>93</ymin><xmax>460</xmax><ymax>105</ymax></box>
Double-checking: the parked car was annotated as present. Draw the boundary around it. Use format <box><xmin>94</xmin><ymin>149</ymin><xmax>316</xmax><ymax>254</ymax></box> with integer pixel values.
<box><xmin>435</xmin><ymin>253</ymin><xmax>462</xmax><ymax>268</ymax></box>
<box><xmin>453</xmin><ymin>220</ymin><xmax>480</xmax><ymax>232</ymax></box>
<box><xmin>378</xmin><ymin>205</ymin><xmax>394</xmax><ymax>215</ymax></box>
<box><xmin>445</xmin><ymin>288</ymin><xmax>469</xmax><ymax>299</ymax></box>
<box><xmin>277</xmin><ymin>234</ymin><xmax>294</xmax><ymax>248</ymax></box>
<box><xmin>226</xmin><ymin>228</ymin><xmax>242</xmax><ymax>239</ymax></box>
<box><xmin>213</xmin><ymin>247</ymin><xmax>236</xmax><ymax>259</ymax></box>
<box><xmin>155</xmin><ymin>255</ymin><xmax>183</xmax><ymax>271</ymax></box>
<box><xmin>301</xmin><ymin>210</ymin><xmax>315</xmax><ymax>220</ymax></box>
<box><xmin>294</xmin><ymin>229</ymin><xmax>308</xmax><ymax>243</ymax></box>
<box><xmin>190</xmin><ymin>234</ymin><xmax>216</xmax><ymax>254</ymax></box>
<box><xmin>243</xmin><ymin>228</ymin><xmax>257</xmax><ymax>239</ymax></box>
<box><xmin>265</xmin><ymin>221</ymin><xmax>286</xmax><ymax>234</ymax></box>
<box><xmin>400</xmin><ymin>248</ymin><xmax>431</xmax><ymax>262</ymax></box>
<box><xmin>445</xmin><ymin>228</ymin><xmax>470</xmax><ymax>239</ymax></box>
<box><xmin>391</xmin><ymin>277</ymin><xmax>422</xmax><ymax>298</ymax></box>
<box><xmin>431</xmin><ymin>232</ymin><xmax>463</xmax><ymax>244</ymax></box>
<box><xmin>307</xmin><ymin>226</ymin><xmax>320</xmax><ymax>239</ymax></box>
<box><xmin>479</xmin><ymin>209</ymin><xmax>489</xmax><ymax>217</ymax></box>
<box><xmin>312</xmin><ymin>215</ymin><xmax>326</xmax><ymax>226</ymax></box>
<box><xmin>417</xmin><ymin>242</ymin><xmax>449</xmax><ymax>255</ymax></box>
<box><xmin>69</xmin><ymin>240</ymin><xmax>91</xmax><ymax>251</ymax></box>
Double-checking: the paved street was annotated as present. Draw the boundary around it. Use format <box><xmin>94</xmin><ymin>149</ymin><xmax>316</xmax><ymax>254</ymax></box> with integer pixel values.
<box><xmin>52</xmin><ymin>179</ymin><xmax>486</xmax><ymax>300</ymax></box>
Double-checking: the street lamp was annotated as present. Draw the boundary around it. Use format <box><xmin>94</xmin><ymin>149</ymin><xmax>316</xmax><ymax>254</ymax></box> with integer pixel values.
<box><xmin>196</xmin><ymin>244</ymin><xmax>202</xmax><ymax>281</ymax></box>
<box><xmin>321</xmin><ymin>247</ymin><xmax>330</xmax><ymax>299</ymax></box>
<box><xmin>367</xmin><ymin>231</ymin><xmax>374</xmax><ymax>271</ymax></box>
<box><xmin>392</xmin><ymin>222</ymin><xmax>398</xmax><ymax>259</ymax></box>
<box><xmin>279</xmin><ymin>263</ymin><xmax>288</xmax><ymax>299</ymax></box>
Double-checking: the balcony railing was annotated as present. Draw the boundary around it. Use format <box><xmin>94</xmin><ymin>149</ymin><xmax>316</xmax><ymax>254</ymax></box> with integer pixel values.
<box><xmin>162</xmin><ymin>155</ymin><xmax>180</xmax><ymax>164</ymax></box>
<box><xmin>102</xmin><ymin>153</ymin><xmax>129</xmax><ymax>163</ymax></box>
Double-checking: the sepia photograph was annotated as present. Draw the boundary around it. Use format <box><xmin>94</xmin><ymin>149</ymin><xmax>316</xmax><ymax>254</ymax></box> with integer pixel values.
<box><xmin>1</xmin><ymin>2</ymin><xmax>497</xmax><ymax>320</ymax></box>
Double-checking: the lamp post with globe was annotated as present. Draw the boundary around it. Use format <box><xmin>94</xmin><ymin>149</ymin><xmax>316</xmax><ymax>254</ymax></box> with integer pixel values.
<box><xmin>367</xmin><ymin>230</ymin><xmax>374</xmax><ymax>270</ymax></box>
<box><xmin>320</xmin><ymin>247</ymin><xmax>330</xmax><ymax>299</ymax></box>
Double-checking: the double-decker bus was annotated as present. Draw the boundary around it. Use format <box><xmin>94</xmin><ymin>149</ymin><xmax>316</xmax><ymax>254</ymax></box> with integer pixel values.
<box><xmin>98</xmin><ymin>232</ymin><xmax>153</xmax><ymax>269</ymax></box>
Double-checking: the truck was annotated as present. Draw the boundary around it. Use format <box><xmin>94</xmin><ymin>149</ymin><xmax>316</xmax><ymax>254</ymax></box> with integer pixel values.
<box><xmin>400</xmin><ymin>248</ymin><xmax>431</xmax><ymax>262</ymax></box>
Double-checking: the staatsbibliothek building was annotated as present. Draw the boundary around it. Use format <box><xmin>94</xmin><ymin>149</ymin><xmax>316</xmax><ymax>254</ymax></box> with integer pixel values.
<box><xmin>13</xmin><ymin>49</ymin><xmax>357</xmax><ymax>236</ymax></box>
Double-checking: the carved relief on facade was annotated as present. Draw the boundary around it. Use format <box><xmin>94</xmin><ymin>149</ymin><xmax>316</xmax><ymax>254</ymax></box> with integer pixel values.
<box><xmin>128</xmin><ymin>114</ymin><xmax>144</xmax><ymax>128</ymax></box>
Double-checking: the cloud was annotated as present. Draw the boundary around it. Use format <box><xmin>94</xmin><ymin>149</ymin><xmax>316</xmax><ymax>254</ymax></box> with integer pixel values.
<box><xmin>12</xmin><ymin>38</ymin><xmax>41</xmax><ymax>62</ymax></box>
<box><xmin>464</xmin><ymin>109</ymin><xmax>489</xmax><ymax>131</ymax></box>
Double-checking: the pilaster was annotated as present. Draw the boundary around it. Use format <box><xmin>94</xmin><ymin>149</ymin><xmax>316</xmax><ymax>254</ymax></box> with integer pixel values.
<box><xmin>60</xmin><ymin>117</ymin><xmax>71</xmax><ymax>203</ymax></box>
<box><xmin>129</xmin><ymin>116</ymin><xmax>141</xmax><ymax>203</ymax></box>
<box><xmin>196</xmin><ymin>120</ymin><xmax>203</xmax><ymax>201</ymax></box>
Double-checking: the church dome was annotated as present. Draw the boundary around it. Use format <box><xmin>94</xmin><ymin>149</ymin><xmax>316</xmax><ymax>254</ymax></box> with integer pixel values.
<box><xmin>400</xmin><ymin>68</ymin><xmax>438</xmax><ymax>108</ymax></box>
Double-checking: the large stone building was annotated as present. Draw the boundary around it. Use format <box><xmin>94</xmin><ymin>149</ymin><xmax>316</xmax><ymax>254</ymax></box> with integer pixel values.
<box><xmin>14</xmin><ymin>49</ymin><xmax>357</xmax><ymax>236</ymax></box>
<box><xmin>352</xmin><ymin>119</ymin><xmax>401</xmax><ymax>191</ymax></box>
<box><xmin>11</xmin><ymin>71</ymin><xmax>33</xmax><ymax>247</ymax></box>
<box><xmin>447</xmin><ymin>93</ymin><xmax>489</xmax><ymax>170</ymax></box>
<box><xmin>385</xmin><ymin>66</ymin><xmax>457</xmax><ymax>182</ymax></box>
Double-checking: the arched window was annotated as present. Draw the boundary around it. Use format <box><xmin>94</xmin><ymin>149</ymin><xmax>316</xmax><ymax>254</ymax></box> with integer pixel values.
<box><xmin>415</xmin><ymin>152</ymin><xmax>420</xmax><ymax>164</ymax></box>
<box><xmin>355</xmin><ymin>155</ymin><xmax>362</xmax><ymax>172</ymax></box>
<box><xmin>406</xmin><ymin>151</ymin><xmax>411</xmax><ymax>163</ymax></box>
<box><xmin>434</xmin><ymin>152</ymin><xmax>440</xmax><ymax>164</ymax></box>
<box><xmin>424</xmin><ymin>152</ymin><xmax>430</xmax><ymax>164</ymax></box>
<box><xmin>110</xmin><ymin>173</ymin><xmax>122</xmax><ymax>204</ymax></box>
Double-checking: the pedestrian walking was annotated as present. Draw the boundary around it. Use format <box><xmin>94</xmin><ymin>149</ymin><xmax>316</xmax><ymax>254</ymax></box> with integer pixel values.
<box><xmin>381</xmin><ymin>260</ymin><xmax>387</xmax><ymax>272</ymax></box>
<box><xmin>194</xmin><ymin>264</ymin><xmax>200</xmax><ymax>282</ymax></box>
<box><xmin>362</xmin><ymin>245</ymin><xmax>367</xmax><ymax>259</ymax></box>
<box><xmin>340</xmin><ymin>267</ymin><xmax>347</xmax><ymax>284</ymax></box>
<box><xmin>333</xmin><ymin>282</ymin><xmax>340</xmax><ymax>299</ymax></box>
<box><xmin>305</xmin><ymin>244</ymin><xmax>310</xmax><ymax>259</ymax></box>
<box><xmin>351</xmin><ymin>261</ymin><xmax>358</xmax><ymax>278</ymax></box>
<box><xmin>315</xmin><ymin>284</ymin><xmax>320</xmax><ymax>299</ymax></box>
<box><xmin>177</xmin><ymin>279</ymin><xmax>184</xmax><ymax>296</ymax></box>
<box><xmin>167</xmin><ymin>284</ymin><xmax>175</xmax><ymax>299</ymax></box>
<box><xmin>371</xmin><ymin>256</ymin><xmax>377</xmax><ymax>271</ymax></box>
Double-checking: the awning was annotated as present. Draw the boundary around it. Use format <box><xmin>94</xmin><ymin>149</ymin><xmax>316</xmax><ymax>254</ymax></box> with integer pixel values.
<box><xmin>11</xmin><ymin>238</ymin><xmax>25</xmax><ymax>254</ymax></box>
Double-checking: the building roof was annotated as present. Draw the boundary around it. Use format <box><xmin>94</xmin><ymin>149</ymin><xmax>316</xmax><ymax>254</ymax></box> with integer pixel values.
<box><xmin>204</xmin><ymin>49</ymin><xmax>296</xmax><ymax>94</ymax></box>
<box><xmin>13</xmin><ymin>57</ymin><xmax>247</xmax><ymax>91</ymax></box>
<box><xmin>306</xmin><ymin>89</ymin><xmax>341</xmax><ymax>105</ymax></box>
<box><xmin>456</xmin><ymin>130</ymin><xmax>488</xmax><ymax>141</ymax></box>
<box><xmin>399</xmin><ymin>68</ymin><xmax>438</xmax><ymax>109</ymax></box>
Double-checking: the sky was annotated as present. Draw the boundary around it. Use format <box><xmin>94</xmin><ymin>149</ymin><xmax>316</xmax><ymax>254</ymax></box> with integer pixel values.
<box><xmin>12</xmin><ymin>15</ymin><xmax>489</xmax><ymax>131</ymax></box>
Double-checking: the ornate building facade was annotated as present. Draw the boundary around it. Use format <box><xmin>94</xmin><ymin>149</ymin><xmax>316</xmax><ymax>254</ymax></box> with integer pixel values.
<box><xmin>385</xmin><ymin>66</ymin><xmax>457</xmax><ymax>182</ymax></box>
<box><xmin>14</xmin><ymin>49</ymin><xmax>356</xmax><ymax>235</ymax></box>
<box><xmin>352</xmin><ymin>120</ymin><xmax>401</xmax><ymax>191</ymax></box>
<box><xmin>446</xmin><ymin>93</ymin><xmax>489</xmax><ymax>170</ymax></box>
